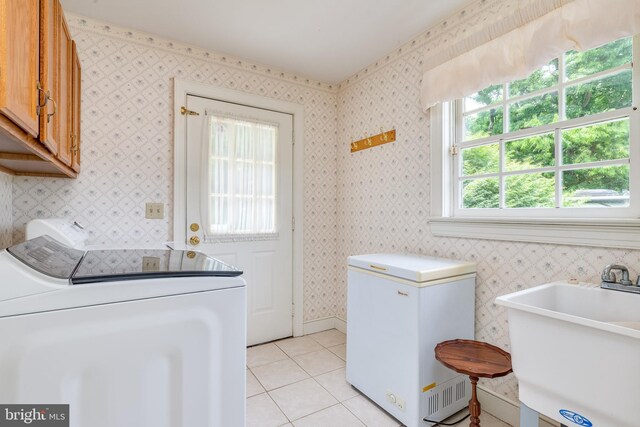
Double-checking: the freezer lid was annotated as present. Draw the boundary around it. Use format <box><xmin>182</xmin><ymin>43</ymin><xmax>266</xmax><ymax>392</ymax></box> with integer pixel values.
<box><xmin>348</xmin><ymin>253</ymin><xmax>475</xmax><ymax>282</ymax></box>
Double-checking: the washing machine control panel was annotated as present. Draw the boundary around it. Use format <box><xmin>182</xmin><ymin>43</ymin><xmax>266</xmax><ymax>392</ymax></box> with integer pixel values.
<box><xmin>7</xmin><ymin>236</ymin><xmax>85</xmax><ymax>279</ymax></box>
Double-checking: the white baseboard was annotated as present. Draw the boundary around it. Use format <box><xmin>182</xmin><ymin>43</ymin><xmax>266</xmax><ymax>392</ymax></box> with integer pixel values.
<box><xmin>302</xmin><ymin>316</ymin><xmax>347</xmax><ymax>335</ymax></box>
<box><xmin>478</xmin><ymin>386</ymin><xmax>559</xmax><ymax>427</ymax></box>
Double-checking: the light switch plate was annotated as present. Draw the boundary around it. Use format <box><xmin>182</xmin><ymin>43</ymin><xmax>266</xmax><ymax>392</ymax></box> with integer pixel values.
<box><xmin>145</xmin><ymin>203</ymin><xmax>164</xmax><ymax>219</ymax></box>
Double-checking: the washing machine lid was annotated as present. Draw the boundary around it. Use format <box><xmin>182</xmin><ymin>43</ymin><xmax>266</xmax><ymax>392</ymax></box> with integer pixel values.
<box><xmin>72</xmin><ymin>249</ymin><xmax>242</xmax><ymax>284</ymax></box>
<box><xmin>7</xmin><ymin>236</ymin><xmax>243</xmax><ymax>284</ymax></box>
<box><xmin>348</xmin><ymin>253</ymin><xmax>475</xmax><ymax>283</ymax></box>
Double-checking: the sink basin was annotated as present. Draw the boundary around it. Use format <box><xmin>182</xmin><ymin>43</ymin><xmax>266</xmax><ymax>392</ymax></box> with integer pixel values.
<box><xmin>496</xmin><ymin>281</ymin><xmax>640</xmax><ymax>427</ymax></box>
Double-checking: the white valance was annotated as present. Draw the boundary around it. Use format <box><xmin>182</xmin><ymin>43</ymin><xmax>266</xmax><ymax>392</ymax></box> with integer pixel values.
<box><xmin>420</xmin><ymin>0</ymin><xmax>640</xmax><ymax>111</ymax></box>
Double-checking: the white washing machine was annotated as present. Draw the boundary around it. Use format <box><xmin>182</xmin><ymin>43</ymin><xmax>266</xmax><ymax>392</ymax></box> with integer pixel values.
<box><xmin>346</xmin><ymin>253</ymin><xmax>476</xmax><ymax>427</ymax></box>
<box><xmin>0</xmin><ymin>235</ymin><xmax>246</xmax><ymax>427</ymax></box>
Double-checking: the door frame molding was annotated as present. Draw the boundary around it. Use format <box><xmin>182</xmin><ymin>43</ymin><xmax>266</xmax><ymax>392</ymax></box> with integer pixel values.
<box><xmin>173</xmin><ymin>78</ymin><xmax>304</xmax><ymax>337</ymax></box>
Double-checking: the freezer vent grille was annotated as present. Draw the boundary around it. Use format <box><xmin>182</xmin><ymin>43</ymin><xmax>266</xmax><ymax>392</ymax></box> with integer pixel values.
<box><xmin>427</xmin><ymin>394</ymin><xmax>439</xmax><ymax>416</ymax></box>
<box><xmin>443</xmin><ymin>386</ymin><xmax>453</xmax><ymax>408</ymax></box>
<box><xmin>426</xmin><ymin>379</ymin><xmax>468</xmax><ymax>417</ymax></box>
<box><xmin>455</xmin><ymin>380</ymin><xmax>466</xmax><ymax>401</ymax></box>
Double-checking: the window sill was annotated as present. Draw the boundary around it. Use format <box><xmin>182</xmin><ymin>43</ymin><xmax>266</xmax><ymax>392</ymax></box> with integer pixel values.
<box><xmin>429</xmin><ymin>217</ymin><xmax>640</xmax><ymax>249</ymax></box>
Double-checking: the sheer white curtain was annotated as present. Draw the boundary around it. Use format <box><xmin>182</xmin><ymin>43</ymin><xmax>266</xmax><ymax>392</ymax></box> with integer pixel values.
<box><xmin>203</xmin><ymin>113</ymin><xmax>278</xmax><ymax>239</ymax></box>
<box><xmin>421</xmin><ymin>0</ymin><xmax>640</xmax><ymax>110</ymax></box>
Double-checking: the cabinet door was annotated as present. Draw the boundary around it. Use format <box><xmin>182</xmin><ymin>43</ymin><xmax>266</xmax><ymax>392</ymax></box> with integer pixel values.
<box><xmin>71</xmin><ymin>41</ymin><xmax>80</xmax><ymax>172</ymax></box>
<box><xmin>56</xmin><ymin>5</ymin><xmax>72</xmax><ymax>166</ymax></box>
<box><xmin>38</xmin><ymin>0</ymin><xmax>59</xmax><ymax>154</ymax></box>
<box><xmin>0</xmin><ymin>0</ymin><xmax>40</xmax><ymax>137</ymax></box>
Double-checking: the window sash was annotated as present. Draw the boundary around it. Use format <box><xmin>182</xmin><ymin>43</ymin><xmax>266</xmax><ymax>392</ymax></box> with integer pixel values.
<box><xmin>449</xmin><ymin>35</ymin><xmax>640</xmax><ymax>219</ymax></box>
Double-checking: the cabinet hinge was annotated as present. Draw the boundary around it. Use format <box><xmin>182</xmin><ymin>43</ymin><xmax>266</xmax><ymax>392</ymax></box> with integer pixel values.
<box><xmin>449</xmin><ymin>145</ymin><xmax>460</xmax><ymax>156</ymax></box>
<box><xmin>292</xmin><ymin>216</ymin><xmax>295</xmax><ymax>231</ymax></box>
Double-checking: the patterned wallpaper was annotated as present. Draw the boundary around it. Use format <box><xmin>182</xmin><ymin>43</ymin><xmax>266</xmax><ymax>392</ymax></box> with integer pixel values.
<box><xmin>0</xmin><ymin>172</ymin><xmax>12</xmax><ymax>249</ymax></box>
<box><xmin>335</xmin><ymin>0</ymin><xmax>640</xmax><ymax>402</ymax></box>
<box><xmin>11</xmin><ymin>14</ymin><xmax>339</xmax><ymax>322</ymax></box>
<box><xmin>7</xmin><ymin>0</ymin><xmax>639</xmax><ymax>405</ymax></box>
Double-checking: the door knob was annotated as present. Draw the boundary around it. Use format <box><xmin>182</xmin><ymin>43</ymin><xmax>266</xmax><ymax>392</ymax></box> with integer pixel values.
<box><xmin>190</xmin><ymin>223</ymin><xmax>200</xmax><ymax>232</ymax></box>
<box><xmin>189</xmin><ymin>236</ymin><xmax>200</xmax><ymax>246</ymax></box>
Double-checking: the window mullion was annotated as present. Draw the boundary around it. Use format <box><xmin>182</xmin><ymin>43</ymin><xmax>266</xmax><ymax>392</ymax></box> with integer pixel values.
<box><xmin>500</xmin><ymin>82</ymin><xmax>508</xmax><ymax>210</ymax></box>
<box><xmin>555</xmin><ymin>127</ymin><xmax>562</xmax><ymax>208</ymax></box>
<box><xmin>500</xmin><ymin>138</ymin><xmax>506</xmax><ymax>209</ymax></box>
<box><xmin>559</xmin><ymin>51</ymin><xmax>566</xmax><ymax>121</ymax></box>
<box><xmin>454</xmin><ymin>100</ymin><xmax>463</xmax><ymax>212</ymax></box>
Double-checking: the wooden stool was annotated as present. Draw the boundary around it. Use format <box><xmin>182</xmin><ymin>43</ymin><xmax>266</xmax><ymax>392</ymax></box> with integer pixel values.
<box><xmin>435</xmin><ymin>339</ymin><xmax>512</xmax><ymax>427</ymax></box>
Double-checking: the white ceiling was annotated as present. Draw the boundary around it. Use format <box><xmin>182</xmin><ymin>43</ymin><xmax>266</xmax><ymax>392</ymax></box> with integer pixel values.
<box><xmin>61</xmin><ymin>0</ymin><xmax>474</xmax><ymax>83</ymax></box>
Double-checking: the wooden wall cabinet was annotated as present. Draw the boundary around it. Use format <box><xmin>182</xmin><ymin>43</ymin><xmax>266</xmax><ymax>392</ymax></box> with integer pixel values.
<box><xmin>39</xmin><ymin>0</ymin><xmax>58</xmax><ymax>155</ymax></box>
<box><xmin>0</xmin><ymin>0</ymin><xmax>81</xmax><ymax>178</ymax></box>
<box><xmin>0</xmin><ymin>0</ymin><xmax>40</xmax><ymax>138</ymax></box>
<box><xmin>71</xmin><ymin>41</ymin><xmax>81</xmax><ymax>172</ymax></box>
<box><xmin>56</xmin><ymin>4</ymin><xmax>72</xmax><ymax>168</ymax></box>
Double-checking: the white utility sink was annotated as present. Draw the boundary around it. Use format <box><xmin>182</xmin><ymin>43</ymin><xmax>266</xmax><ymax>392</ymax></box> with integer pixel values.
<box><xmin>496</xmin><ymin>281</ymin><xmax>640</xmax><ymax>427</ymax></box>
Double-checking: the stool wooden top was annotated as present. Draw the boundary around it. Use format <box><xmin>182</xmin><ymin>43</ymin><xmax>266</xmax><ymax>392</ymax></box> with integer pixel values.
<box><xmin>434</xmin><ymin>339</ymin><xmax>512</xmax><ymax>379</ymax></box>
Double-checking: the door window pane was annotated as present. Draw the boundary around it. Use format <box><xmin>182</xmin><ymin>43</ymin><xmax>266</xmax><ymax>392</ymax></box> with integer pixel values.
<box><xmin>207</xmin><ymin>115</ymin><xmax>278</xmax><ymax>235</ymax></box>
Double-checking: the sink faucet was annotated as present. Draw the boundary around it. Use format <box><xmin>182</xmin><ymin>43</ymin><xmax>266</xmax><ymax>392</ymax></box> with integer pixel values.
<box><xmin>601</xmin><ymin>264</ymin><xmax>633</xmax><ymax>285</ymax></box>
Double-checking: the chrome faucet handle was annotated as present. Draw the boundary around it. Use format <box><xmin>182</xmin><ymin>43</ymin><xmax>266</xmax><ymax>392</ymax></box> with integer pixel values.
<box><xmin>602</xmin><ymin>264</ymin><xmax>632</xmax><ymax>285</ymax></box>
<box><xmin>602</xmin><ymin>270</ymin><xmax>616</xmax><ymax>283</ymax></box>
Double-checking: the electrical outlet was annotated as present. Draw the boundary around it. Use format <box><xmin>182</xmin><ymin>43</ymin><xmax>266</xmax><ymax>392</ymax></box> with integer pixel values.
<box><xmin>145</xmin><ymin>203</ymin><xmax>164</xmax><ymax>219</ymax></box>
<box><xmin>142</xmin><ymin>256</ymin><xmax>160</xmax><ymax>272</ymax></box>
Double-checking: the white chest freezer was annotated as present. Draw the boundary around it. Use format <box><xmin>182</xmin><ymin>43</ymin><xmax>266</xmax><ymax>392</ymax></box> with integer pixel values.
<box><xmin>346</xmin><ymin>253</ymin><xmax>476</xmax><ymax>427</ymax></box>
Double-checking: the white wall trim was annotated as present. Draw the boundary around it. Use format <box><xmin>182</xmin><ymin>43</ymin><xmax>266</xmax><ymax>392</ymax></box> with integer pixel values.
<box><xmin>303</xmin><ymin>316</ymin><xmax>347</xmax><ymax>335</ymax></box>
<box><xmin>172</xmin><ymin>78</ymin><xmax>305</xmax><ymax>338</ymax></box>
<box><xmin>478</xmin><ymin>386</ymin><xmax>559</xmax><ymax>427</ymax></box>
<box><xmin>430</xmin><ymin>216</ymin><xmax>640</xmax><ymax>249</ymax></box>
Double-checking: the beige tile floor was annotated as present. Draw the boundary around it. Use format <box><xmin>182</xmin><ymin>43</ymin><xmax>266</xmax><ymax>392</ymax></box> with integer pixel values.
<box><xmin>246</xmin><ymin>329</ymin><xmax>512</xmax><ymax>427</ymax></box>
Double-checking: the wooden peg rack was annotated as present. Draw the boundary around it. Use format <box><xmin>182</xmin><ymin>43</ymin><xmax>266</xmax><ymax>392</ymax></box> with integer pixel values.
<box><xmin>350</xmin><ymin>129</ymin><xmax>396</xmax><ymax>153</ymax></box>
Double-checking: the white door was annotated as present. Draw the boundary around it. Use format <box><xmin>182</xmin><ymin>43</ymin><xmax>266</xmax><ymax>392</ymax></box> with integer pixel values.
<box><xmin>185</xmin><ymin>95</ymin><xmax>293</xmax><ymax>346</ymax></box>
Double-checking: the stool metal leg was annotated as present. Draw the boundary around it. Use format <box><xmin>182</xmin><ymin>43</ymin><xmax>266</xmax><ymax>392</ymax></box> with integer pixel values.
<box><xmin>520</xmin><ymin>402</ymin><xmax>539</xmax><ymax>427</ymax></box>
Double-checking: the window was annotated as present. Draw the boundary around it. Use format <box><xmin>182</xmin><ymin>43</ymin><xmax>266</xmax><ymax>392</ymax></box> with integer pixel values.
<box><xmin>206</xmin><ymin>115</ymin><xmax>278</xmax><ymax>236</ymax></box>
<box><xmin>450</xmin><ymin>35</ymin><xmax>638</xmax><ymax>218</ymax></box>
<box><xmin>430</xmin><ymin>35</ymin><xmax>640</xmax><ymax>248</ymax></box>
